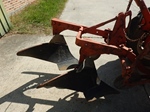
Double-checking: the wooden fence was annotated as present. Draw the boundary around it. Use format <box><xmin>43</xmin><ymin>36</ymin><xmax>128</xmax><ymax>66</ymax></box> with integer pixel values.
<box><xmin>0</xmin><ymin>0</ymin><xmax>11</xmax><ymax>37</ymax></box>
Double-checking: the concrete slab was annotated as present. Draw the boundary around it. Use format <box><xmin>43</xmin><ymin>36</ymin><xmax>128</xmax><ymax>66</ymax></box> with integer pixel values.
<box><xmin>0</xmin><ymin>0</ymin><xmax>150</xmax><ymax>112</ymax></box>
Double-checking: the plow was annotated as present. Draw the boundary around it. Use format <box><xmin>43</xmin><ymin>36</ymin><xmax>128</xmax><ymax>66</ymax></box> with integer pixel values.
<box><xmin>17</xmin><ymin>0</ymin><xmax>150</xmax><ymax>101</ymax></box>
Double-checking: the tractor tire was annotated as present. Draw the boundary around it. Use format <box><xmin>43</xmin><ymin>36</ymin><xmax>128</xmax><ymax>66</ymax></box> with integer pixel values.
<box><xmin>126</xmin><ymin>9</ymin><xmax>150</xmax><ymax>66</ymax></box>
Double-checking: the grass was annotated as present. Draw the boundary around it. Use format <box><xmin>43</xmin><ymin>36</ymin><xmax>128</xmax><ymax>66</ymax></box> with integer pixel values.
<box><xmin>10</xmin><ymin>0</ymin><xmax>68</xmax><ymax>35</ymax></box>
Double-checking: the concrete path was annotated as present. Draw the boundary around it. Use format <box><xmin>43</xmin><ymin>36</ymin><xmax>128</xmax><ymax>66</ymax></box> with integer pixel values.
<box><xmin>0</xmin><ymin>0</ymin><xmax>150</xmax><ymax>112</ymax></box>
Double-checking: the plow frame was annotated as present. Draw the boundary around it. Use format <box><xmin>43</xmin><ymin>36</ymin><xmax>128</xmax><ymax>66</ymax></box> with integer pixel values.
<box><xmin>17</xmin><ymin>0</ymin><xmax>150</xmax><ymax>99</ymax></box>
<box><xmin>51</xmin><ymin>0</ymin><xmax>150</xmax><ymax>86</ymax></box>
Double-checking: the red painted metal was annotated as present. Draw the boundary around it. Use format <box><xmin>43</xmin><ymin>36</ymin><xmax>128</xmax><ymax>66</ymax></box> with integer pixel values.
<box><xmin>135</xmin><ymin>0</ymin><xmax>150</xmax><ymax>31</ymax></box>
<box><xmin>51</xmin><ymin>0</ymin><xmax>150</xmax><ymax>87</ymax></box>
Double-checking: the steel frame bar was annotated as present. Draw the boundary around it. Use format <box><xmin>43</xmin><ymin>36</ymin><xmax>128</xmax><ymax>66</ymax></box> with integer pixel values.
<box><xmin>51</xmin><ymin>0</ymin><xmax>150</xmax><ymax>86</ymax></box>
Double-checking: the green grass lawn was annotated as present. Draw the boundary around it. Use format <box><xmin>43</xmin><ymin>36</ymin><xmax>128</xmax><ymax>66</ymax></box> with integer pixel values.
<box><xmin>10</xmin><ymin>0</ymin><xmax>68</xmax><ymax>35</ymax></box>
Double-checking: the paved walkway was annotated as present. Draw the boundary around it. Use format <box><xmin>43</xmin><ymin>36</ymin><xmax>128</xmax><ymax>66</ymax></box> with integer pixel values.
<box><xmin>0</xmin><ymin>0</ymin><xmax>150</xmax><ymax>112</ymax></box>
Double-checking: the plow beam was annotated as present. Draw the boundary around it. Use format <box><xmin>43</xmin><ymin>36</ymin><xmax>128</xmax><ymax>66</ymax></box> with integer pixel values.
<box><xmin>37</xmin><ymin>58</ymin><xmax>119</xmax><ymax>101</ymax></box>
<box><xmin>52</xmin><ymin>18</ymin><xmax>110</xmax><ymax>37</ymax></box>
<box><xmin>17</xmin><ymin>35</ymin><xmax>78</xmax><ymax>70</ymax></box>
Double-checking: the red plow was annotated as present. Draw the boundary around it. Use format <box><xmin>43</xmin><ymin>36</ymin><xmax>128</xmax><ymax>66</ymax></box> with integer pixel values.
<box><xmin>17</xmin><ymin>0</ymin><xmax>150</xmax><ymax>101</ymax></box>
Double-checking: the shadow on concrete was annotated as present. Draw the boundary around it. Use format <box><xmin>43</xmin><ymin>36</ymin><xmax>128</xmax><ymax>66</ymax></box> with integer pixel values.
<box><xmin>96</xmin><ymin>59</ymin><xmax>150</xmax><ymax>112</ymax></box>
<box><xmin>0</xmin><ymin>60</ymin><xmax>150</xmax><ymax>112</ymax></box>
<box><xmin>0</xmin><ymin>72</ymin><xmax>103</xmax><ymax>112</ymax></box>
<box><xmin>0</xmin><ymin>72</ymin><xmax>58</xmax><ymax>112</ymax></box>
